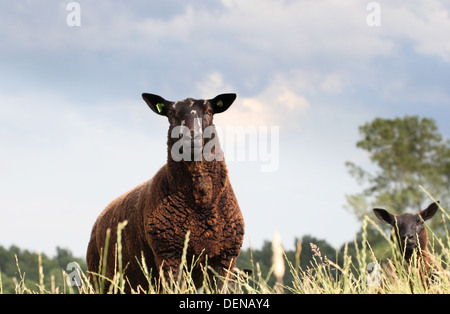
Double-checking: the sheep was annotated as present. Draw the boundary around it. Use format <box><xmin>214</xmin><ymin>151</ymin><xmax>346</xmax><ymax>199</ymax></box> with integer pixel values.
<box><xmin>373</xmin><ymin>201</ymin><xmax>439</xmax><ymax>285</ymax></box>
<box><xmin>86</xmin><ymin>93</ymin><xmax>245</xmax><ymax>292</ymax></box>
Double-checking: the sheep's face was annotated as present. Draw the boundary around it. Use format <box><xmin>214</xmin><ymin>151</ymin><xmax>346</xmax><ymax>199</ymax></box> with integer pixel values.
<box><xmin>142</xmin><ymin>93</ymin><xmax>236</xmax><ymax>162</ymax></box>
<box><xmin>373</xmin><ymin>202</ymin><xmax>439</xmax><ymax>254</ymax></box>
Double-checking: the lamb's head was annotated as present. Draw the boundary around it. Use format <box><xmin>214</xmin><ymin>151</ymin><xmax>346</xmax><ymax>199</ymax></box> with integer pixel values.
<box><xmin>373</xmin><ymin>202</ymin><xmax>439</xmax><ymax>257</ymax></box>
<box><xmin>142</xmin><ymin>93</ymin><xmax>236</xmax><ymax>162</ymax></box>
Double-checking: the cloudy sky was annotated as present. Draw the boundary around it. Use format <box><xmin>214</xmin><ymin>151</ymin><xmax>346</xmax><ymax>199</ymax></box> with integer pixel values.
<box><xmin>1</xmin><ymin>0</ymin><xmax>449</xmax><ymax>257</ymax></box>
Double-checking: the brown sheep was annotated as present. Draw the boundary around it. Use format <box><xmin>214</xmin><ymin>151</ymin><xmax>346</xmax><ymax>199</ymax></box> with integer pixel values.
<box><xmin>86</xmin><ymin>93</ymin><xmax>245</xmax><ymax>292</ymax></box>
<box><xmin>373</xmin><ymin>201</ymin><xmax>439</xmax><ymax>285</ymax></box>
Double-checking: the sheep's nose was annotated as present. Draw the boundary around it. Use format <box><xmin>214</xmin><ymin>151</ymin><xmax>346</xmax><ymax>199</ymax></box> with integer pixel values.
<box><xmin>404</xmin><ymin>234</ymin><xmax>417</xmax><ymax>245</ymax></box>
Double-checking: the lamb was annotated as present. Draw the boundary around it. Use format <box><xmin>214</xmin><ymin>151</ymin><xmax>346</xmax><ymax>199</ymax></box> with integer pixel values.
<box><xmin>373</xmin><ymin>201</ymin><xmax>439</xmax><ymax>283</ymax></box>
<box><xmin>86</xmin><ymin>93</ymin><xmax>245</xmax><ymax>292</ymax></box>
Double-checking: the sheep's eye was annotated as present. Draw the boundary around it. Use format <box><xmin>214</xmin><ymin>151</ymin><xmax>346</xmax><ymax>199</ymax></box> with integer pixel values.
<box><xmin>206</xmin><ymin>109</ymin><xmax>213</xmax><ymax>116</ymax></box>
<box><xmin>167</xmin><ymin>111</ymin><xmax>174</xmax><ymax>119</ymax></box>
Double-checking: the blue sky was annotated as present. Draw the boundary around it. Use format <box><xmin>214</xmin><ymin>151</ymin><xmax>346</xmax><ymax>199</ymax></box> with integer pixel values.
<box><xmin>1</xmin><ymin>0</ymin><xmax>449</xmax><ymax>257</ymax></box>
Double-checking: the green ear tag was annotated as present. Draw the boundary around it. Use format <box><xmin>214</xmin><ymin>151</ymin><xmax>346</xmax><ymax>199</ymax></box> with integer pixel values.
<box><xmin>156</xmin><ymin>103</ymin><xmax>164</xmax><ymax>113</ymax></box>
<box><xmin>217</xmin><ymin>100</ymin><xmax>223</xmax><ymax>108</ymax></box>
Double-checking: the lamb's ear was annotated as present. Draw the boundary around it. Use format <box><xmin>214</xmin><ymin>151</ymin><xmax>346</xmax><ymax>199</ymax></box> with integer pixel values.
<box><xmin>373</xmin><ymin>208</ymin><xmax>396</xmax><ymax>226</ymax></box>
<box><xmin>210</xmin><ymin>93</ymin><xmax>237</xmax><ymax>114</ymax></box>
<box><xmin>419</xmin><ymin>201</ymin><xmax>440</xmax><ymax>221</ymax></box>
<box><xmin>142</xmin><ymin>93</ymin><xmax>170</xmax><ymax>116</ymax></box>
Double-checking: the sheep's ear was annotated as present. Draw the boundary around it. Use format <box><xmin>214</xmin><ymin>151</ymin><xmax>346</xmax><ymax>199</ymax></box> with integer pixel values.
<box><xmin>419</xmin><ymin>201</ymin><xmax>439</xmax><ymax>221</ymax></box>
<box><xmin>142</xmin><ymin>93</ymin><xmax>170</xmax><ymax>116</ymax></box>
<box><xmin>373</xmin><ymin>208</ymin><xmax>396</xmax><ymax>226</ymax></box>
<box><xmin>210</xmin><ymin>93</ymin><xmax>237</xmax><ymax>114</ymax></box>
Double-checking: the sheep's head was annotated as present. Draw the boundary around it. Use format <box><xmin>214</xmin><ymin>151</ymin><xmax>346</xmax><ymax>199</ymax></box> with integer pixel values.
<box><xmin>142</xmin><ymin>93</ymin><xmax>236</xmax><ymax>162</ymax></box>
<box><xmin>373</xmin><ymin>202</ymin><xmax>439</xmax><ymax>257</ymax></box>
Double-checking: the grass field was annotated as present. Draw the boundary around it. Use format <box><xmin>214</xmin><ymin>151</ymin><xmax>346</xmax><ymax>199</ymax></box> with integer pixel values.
<box><xmin>3</xmin><ymin>189</ymin><xmax>450</xmax><ymax>294</ymax></box>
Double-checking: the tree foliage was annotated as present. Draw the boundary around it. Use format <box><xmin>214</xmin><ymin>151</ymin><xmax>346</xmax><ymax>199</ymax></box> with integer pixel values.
<box><xmin>345</xmin><ymin>116</ymin><xmax>450</xmax><ymax>222</ymax></box>
<box><xmin>0</xmin><ymin>245</ymin><xmax>86</xmax><ymax>293</ymax></box>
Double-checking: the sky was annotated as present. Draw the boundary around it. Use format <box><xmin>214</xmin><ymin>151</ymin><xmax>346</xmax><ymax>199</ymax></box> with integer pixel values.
<box><xmin>1</xmin><ymin>0</ymin><xmax>450</xmax><ymax>258</ymax></box>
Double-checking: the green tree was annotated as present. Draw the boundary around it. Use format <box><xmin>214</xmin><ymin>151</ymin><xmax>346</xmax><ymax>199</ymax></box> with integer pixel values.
<box><xmin>345</xmin><ymin>116</ymin><xmax>450</xmax><ymax>226</ymax></box>
<box><xmin>0</xmin><ymin>245</ymin><xmax>87</xmax><ymax>293</ymax></box>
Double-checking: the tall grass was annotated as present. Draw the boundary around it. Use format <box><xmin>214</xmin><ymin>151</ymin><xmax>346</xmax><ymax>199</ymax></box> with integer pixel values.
<box><xmin>3</xmin><ymin>189</ymin><xmax>450</xmax><ymax>294</ymax></box>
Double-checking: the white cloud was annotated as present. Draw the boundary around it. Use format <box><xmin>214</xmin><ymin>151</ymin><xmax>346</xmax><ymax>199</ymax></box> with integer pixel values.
<box><xmin>382</xmin><ymin>0</ymin><xmax>450</xmax><ymax>61</ymax></box>
<box><xmin>196</xmin><ymin>72</ymin><xmax>234</xmax><ymax>98</ymax></box>
<box><xmin>0</xmin><ymin>1</ymin><xmax>392</xmax><ymax>57</ymax></box>
<box><xmin>0</xmin><ymin>92</ymin><xmax>165</xmax><ymax>255</ymax></box>
<box><xmin>276</xmin><ymin>87</ymin><xmax>310</xmax><ymax>111</ymax></box>
<box><xmin>2</xmin><ymin>0</ymin><xmax>448</xmax><ymax>65</ymax></box>
<box><xmin>1</xmin><ymin>1</ymin><xmax>449</xmax><ymax>257</ymax></box>
<box><xmin>320</xmin><ymin>74</ymin><xmax>343</xmax><ymax>94</ymax></box>
<box><xmin>196</xmin><ymin>72</ymin><xmax>310</xmax><ymax>127</ymax></box>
